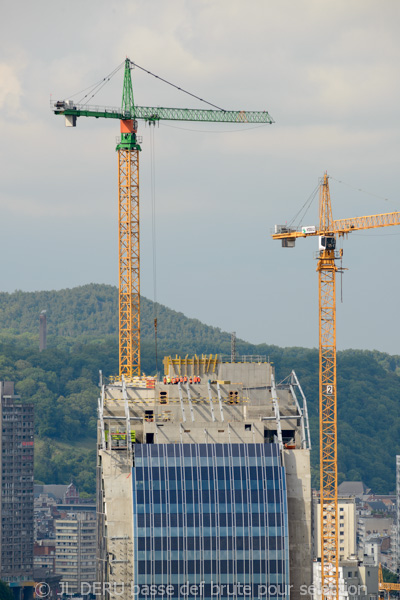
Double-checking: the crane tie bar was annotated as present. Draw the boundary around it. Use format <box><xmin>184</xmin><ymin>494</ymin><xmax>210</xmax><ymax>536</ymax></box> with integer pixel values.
<box><xmin>130</xmin><ymin>61</ymin><xmax>226</xmax><ymax>112</ymax></box>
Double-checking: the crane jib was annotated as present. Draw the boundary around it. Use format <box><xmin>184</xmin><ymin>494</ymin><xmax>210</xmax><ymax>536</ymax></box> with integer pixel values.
<box><xmin>53</xmin><ymin>102</ymin><xmax>274</xmax><ymax>124</ymax></box>
<box><xmin>272</xmin><ymin>211</ymin><xmax>400</xmax><ymax>242</ymax></box>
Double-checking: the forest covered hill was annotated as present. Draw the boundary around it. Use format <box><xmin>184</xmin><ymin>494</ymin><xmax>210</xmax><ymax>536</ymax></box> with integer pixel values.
<box><xmin>0</xmin><ymin>284</ymin><xmax>399</xmax><ymax>494</ymax></box>
<box><xmin>0</xmin><ymin>284</ymin><xmax>234</xmax><ymax>354</ymax></box>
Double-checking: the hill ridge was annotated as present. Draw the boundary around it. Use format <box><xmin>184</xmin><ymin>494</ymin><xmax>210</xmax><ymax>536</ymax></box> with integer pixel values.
<box><xmin>0</xmin><ymin>283</ymin><xmax>398</xmax><ymax>495</ymax></box>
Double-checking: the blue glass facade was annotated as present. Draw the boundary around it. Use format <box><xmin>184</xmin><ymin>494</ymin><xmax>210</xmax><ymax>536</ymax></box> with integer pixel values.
<box><xmin>132</xmin><ymin>443</ymin><xmax>289</xmax><ymax>599</ymax></box>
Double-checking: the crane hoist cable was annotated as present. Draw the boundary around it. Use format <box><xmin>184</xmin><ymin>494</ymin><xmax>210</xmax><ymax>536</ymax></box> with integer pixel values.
<box><xmin>149</xmin><ymin>122</ymin><xmax>159</xmax><ymax>374</ymax></box>
<box><xmin>160</xmin><ymin>122</ymin><xmax>270</xmax><ymax>133</ymax></box>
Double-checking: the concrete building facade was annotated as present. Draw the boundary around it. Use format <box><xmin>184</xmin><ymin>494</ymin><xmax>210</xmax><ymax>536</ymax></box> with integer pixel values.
<box><xmin>0</xmin><ymin>381</ymin><xmax>34</xmax><ymax>593</ymax></box>
<box><xmin>97</xmin><ymin>357</ymin><xmax>312</xmax><ymax>600</ymax></box>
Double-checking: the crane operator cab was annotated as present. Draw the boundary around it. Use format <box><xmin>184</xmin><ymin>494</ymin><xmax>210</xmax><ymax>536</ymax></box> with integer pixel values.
<box><xmin>319</xmin><ymin>236</ymin><xmax>336</xmax><ymax>252</ymax></box>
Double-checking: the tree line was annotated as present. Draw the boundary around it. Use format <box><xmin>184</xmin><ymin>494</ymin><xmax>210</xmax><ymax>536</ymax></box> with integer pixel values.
<box><xmin>0</xmin><ymin>284</ymin><xmax>398</xmax><ymax>494</ymax></box>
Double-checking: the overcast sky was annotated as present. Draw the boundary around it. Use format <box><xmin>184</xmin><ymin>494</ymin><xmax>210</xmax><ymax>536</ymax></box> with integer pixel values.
<box><xmin>1</xmin><ymin>0</ymin><xmax>400</xmax><ymax>354</ymax></box>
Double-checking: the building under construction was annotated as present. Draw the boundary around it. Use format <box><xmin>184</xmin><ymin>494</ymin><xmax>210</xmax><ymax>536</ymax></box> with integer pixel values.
<box><xmin>54</xmin><ymin>57</ymin><xmax>313</xmax><ymax>600</ymax></box>
<box><xmin>97</xmin><ymin>355</ymin><xmax>312</xmax><ymax>600</ymax></box>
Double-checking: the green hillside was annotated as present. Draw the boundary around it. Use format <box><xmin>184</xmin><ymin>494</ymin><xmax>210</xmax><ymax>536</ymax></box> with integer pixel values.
<box><xmin>0</xmin><ymin>284</ymin><xmax>399</xmax><ymax>495</ymax></box>
<box><xmin>0</xmin><ymin>284</ymin><xmax>234</xmax><ymax>354</ymax></box>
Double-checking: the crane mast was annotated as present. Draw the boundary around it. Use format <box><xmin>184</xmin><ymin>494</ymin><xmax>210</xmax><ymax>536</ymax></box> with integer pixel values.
<box><xmin>272</xmin><ymin>173</ymin><xmax>400</xmax><ymax>600</ymax></box>
<box><xmin>317</xmin><ymin>175</ymin><xmax>339</xmax><ymax>598</ymax></box>
<box><xmin>53</xmin><ymin>58</ymin><xmax>274</xmax><ymax>379</ymax></box>
<box><xmin>117</xmin><ymin>61</ymin><xmax>141</xmax><ymax>377</ymax></box>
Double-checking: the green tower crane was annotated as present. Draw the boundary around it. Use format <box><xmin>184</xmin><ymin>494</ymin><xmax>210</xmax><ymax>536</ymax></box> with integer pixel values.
<box><xmin>53</xmin><ymin>58</ymin><xmax>274</xmax><ymax>379</ymax></box>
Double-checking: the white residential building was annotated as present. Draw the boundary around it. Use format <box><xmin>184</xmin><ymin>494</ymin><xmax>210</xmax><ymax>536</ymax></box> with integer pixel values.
<box><xmin>313</xmin><ymin>497</ymin><xmax>357</xmax><ymax>562</ymax></box>
<box><xmin>312</xmin><ymin>560</ymin><xmax>378</xmax><ymax>600</ymax></box>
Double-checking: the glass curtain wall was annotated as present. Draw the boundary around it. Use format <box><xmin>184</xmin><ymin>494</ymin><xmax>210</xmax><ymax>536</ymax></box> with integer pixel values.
<box><xmin>132</xmin><ymin>443</ymin><xmax>289</xmax><ymax>600</ymax></box>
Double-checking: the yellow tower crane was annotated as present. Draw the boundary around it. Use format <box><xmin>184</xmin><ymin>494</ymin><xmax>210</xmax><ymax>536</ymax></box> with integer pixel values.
<box><xmin>53</xmin><ymin>58</ymin><xmax>274</xmax><ymax>379</ymax></box>
<box><xmin>272</xmin><ymin>173</ymin><xmax>400</xmax><ymax>600</ymax></box>
<box><xmin>379</xmin><ymin>563</ymin><xmax>400</xmax><ymax>600</ymax></box>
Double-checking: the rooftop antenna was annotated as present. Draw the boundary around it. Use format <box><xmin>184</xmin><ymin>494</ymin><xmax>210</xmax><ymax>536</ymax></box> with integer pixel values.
<box><xmin>231</xmin><ymin>332</ymin><xmax>236</xmax><ymax>363</ymax></box>
<box><xmin>39</xmin><ymin>310</ymin><xmax>47</xmax><ymax>352</ymax></box>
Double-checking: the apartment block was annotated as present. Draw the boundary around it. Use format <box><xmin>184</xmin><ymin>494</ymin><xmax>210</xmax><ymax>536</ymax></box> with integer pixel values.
<box><xmin>313</xmin><ymin>496</ymin><xmax>357</xmax><ymax>562</ymax></box>
<box><xmin>0</xmin><ymin>381</ymin><xmax>34</xmax><ymax>590</ymax></box>
<box><xmin>55</xmin><ymin>511</ymin><xmax>97</xmax><ymax>595</ymax></box>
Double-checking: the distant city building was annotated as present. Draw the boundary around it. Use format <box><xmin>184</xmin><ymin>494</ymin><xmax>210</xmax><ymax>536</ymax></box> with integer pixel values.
<box><xmin>313</xmin><ymin>492</ymin><xmax>381</xmax><ymax>599</ymax></box>
<box><xmin>365</xmin><ymin>500</ymin><xmax>389</xmax><ymax>514</ymax></box>
<box><xmin>34</xmin><ymin>483</ymin><xmax>95</xmax><ymax>556</ymax></box>
<box><xmin>313</xmin><ymin>496</ymin><xmax>357</xmax><ymax>562</ymax></box>
<box><xmin>55</xmin><ymin>511</ymin><xmax>97</xmax><ymax>595</ymax></box>
<box><xmin>34</xmin><ymin>482</ymin><xmax>94</xmax><ymax>506</ymax></box>
<box><xmin>0</xmin><ymin>381</ymin><xmax>34</xmax><ymax>594</ymax></box>
<box><xmin>338</xmin><ymin>481</ymin><xmax>371</xmax><ymax>500</ymax></box>
<box><xmin>33</xmin><ymin>540</ymin><xmax>62</xmax><ymax>600</ymax></box>
<box><xmin>34</xmin><ymin>484</ymin><xmax>70</xmax><ymax>503</ymax></box>
<box><xmin>63</xmin><ymin>482</ymin><xmax>79</xmax><ymax>505</ymax></box>
<box><xmin>355</xmin><ymin>486</ymin><xmax>398</xmax><ymax>574</ymax></box>
<box><xmin>397</xmin><ymin>455</ymin><xmax>400</xmax><ymax>574</ymax></box>
<box><xmin>379</xmin><ymin>536</ymin><xmax>395</xmax><ymax>572</ymax></box>
<box><xmin>365</xmin><ymin>496</ymin><xmax>396</xmax><ymax>514</ymax></box>
<box><xmin>364</xmin><ymin>538</ymin><xmax>381</xmax><ymax>566</ymax></box>
<box><xmin>39</xmin><ymin>310</ymin><xmax>47</xmax><ymax>351</ymax></box>
<box><xmin>34</xmin><ymin>541</ymin><xmax>56</xmax><ymax>574</ymax></box>
<box><xmin>34</xmin><ymin>493</ymin><xmax>57</xmax><ymax>541</ymax></box>
<box><xmin>358</xmin><ymin>516</ymin><xmax>394</xmax><ymax>556</ymax></box>
<box><xmin>313</xmin><ymin>559</ymin><xmax>378</xmax><ymax>600</ymax></box>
